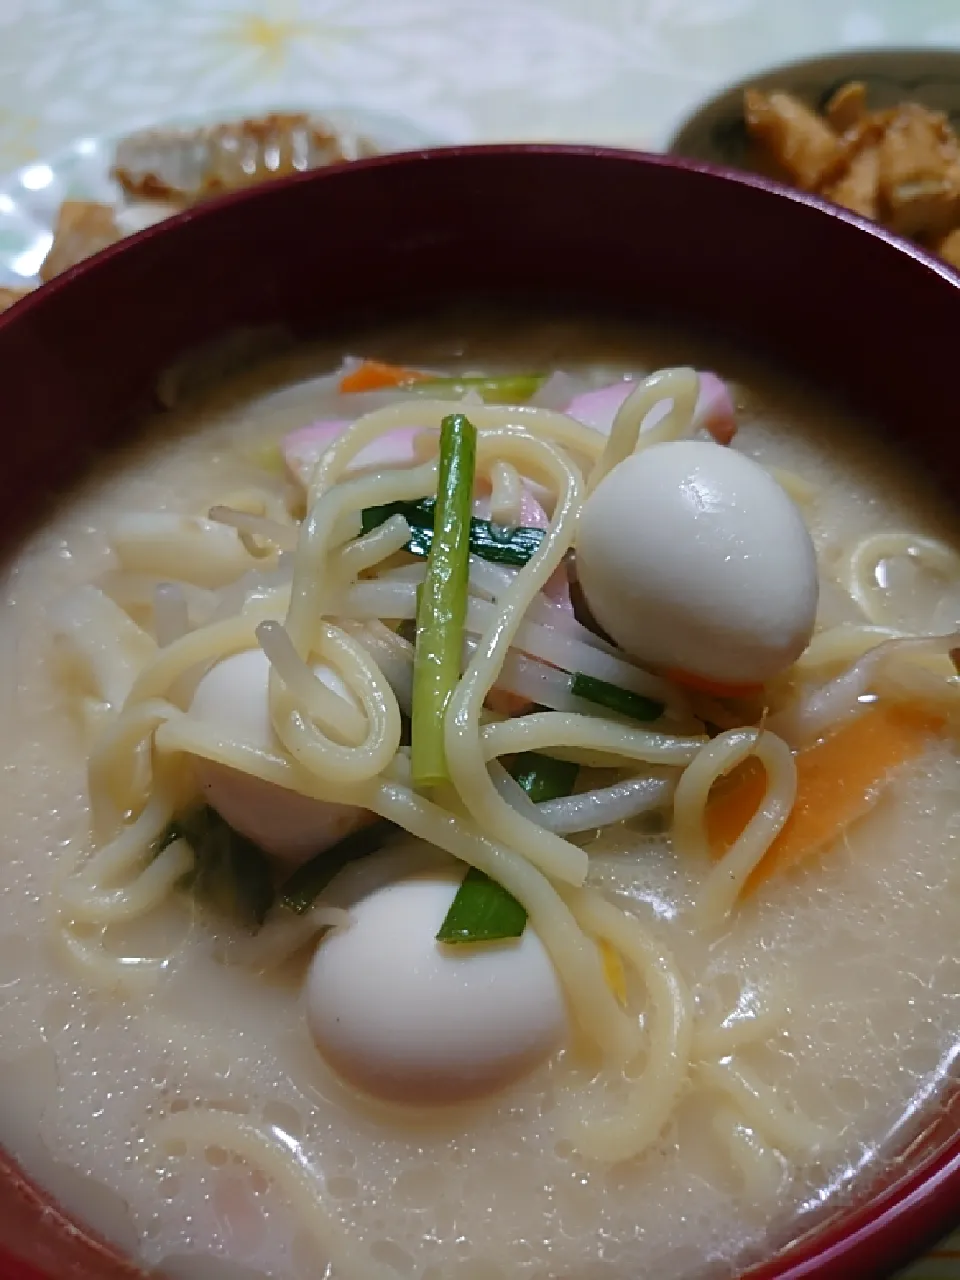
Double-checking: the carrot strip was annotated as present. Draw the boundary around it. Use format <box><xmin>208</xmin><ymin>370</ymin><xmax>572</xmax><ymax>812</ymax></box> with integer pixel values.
<box><xmin>665</xmin><ymin>667</ymin><xmax>764</xmax><ymax>699</ymax></box>
<box><xmin>339</xmin><ymin>359</ymin><xmax>433</xmax><ymax>393</ymax></box>
<box><xmin>485</xmin><ymin>687</ymin><xmax>535</xmax><ymax>718</ymax></box>
<box><xmin>706</xmin><ymin>703</ymin><xmax>942</xmax><ymax>892</ymax></box>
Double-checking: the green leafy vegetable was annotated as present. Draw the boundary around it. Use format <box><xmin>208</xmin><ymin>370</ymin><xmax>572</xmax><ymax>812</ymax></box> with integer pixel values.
<box><xmin>411</xmin><ymin>413</ymin><xmax>477</xmax><ymax>788</ymax></box>
<box><xmin>360</xmin><ymin>498</ymin><xmax>544</xmax><ymax>567</ymax></box>
<box><xmin>168</xmin><ymin>807</ymin><xmax>275</xmax><ymax>929</ymax></box>
<box><xmin>280</xmin><ymin>820</ymin><xmax>395</xmax><ymax>914</ymax></box>
<box><xmin>509</xmin><ymin>751</ymin><xmax>579</xmax><ymax>804</ymax></box>
<box><xmin>571</xmin><ymin>672</ymin><xmax>663</xmax><ymax>723</ymax></box>
<box><xmin>437</xmin><ymin>868</ymin><xmax>528</xmax><ymax>944</ymax></box>
<box><xmin>436</xmin><ymin>752</ymin><xmax>578</xmax><ymax>945</ymax></box>
<box><xmin>408</xmin><ymin>373</ymin><xmax>545</xmax><ymax>404</ymax></box>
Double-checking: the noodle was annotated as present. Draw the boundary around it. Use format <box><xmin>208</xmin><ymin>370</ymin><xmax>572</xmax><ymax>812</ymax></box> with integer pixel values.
<box><xmin>69</xmin><ymin>767</ymin><xmax>180</xmax><ymax>894</ymax></box>
<box><xmin>844</xmin><ymin>532</ymin><xmax>960</xmax><ymax>624</ymax></box>
<box><xmin>588</xmin><ymin>367</ymin><xmax>700</xmax><ymax>491</ymax></box>
<box><xmin>150</xmin><ymin>1111</ymin><xmax>389</xmax><ymax>1280</ymax></box>
<box><xmin>711</xmin><ymin>1106</ymin><xmax>788</xmax><ymax>1199</ymax></box>
<box><xmin>154</xmin><ymin>715</ymin><xmax>377</xmax><ymax>810</ymax></box>
<box><xmin>57</xmin><ymin>920</ymin><xmax>176</xmax><ymax>992</ymax></box>
<box><xmin>333</xmin><ymin>513</ymin><xmax>413</xmax><ymax>579</ymax></box>
<box><xmin>219</xmin><ymin>905</ymin><xmax>352</xmax><ymax>969</ymax></box>
<box><xmin>369</xmin><ymin>778</ymin><xmax>642</xmax><ymax>1063</ymax></box>
<box><xmin>59</xmin><ymin>836</ymin><xmax>194</xmax><ymax>926</ymax></box>
<box><xmin>676</xmin><ymin>730</ymin><xmax>796</xmax><ymax>927</ymax></box>
<box><xmin>208</xmin><ymin>504</ymin><xmax>299</xmax><ymax>554</ymax></box>
<box><xmin>766</xmin><ymin>466</ymin><xmax>818</xmax><ymax>507</ymax></box>
<box><xmin>268</xmin><ymin>621</ymin><xmax>403</xmax><ymax>786</ymax></box>
<box><xmin>124</xmin><ymin>604</ymin><xmax>283</xmax><ymax>707</ymax></box>
<box><xmin>307</xmin><ymin>400</ymin><xmax>605</xmax><ymax>501</ymax></box>
<box><xmin>793</xmin><ymin>623</ymin><xmax>908</xmax><ymax>671</ymax></box>
<box><xmin>445</xmin><ymin>428</ymin><xmax>591</xmax><ymax>886</ymax></box>
<box><xmin>58</xmin><ymin>356</ymin><xmax>956</xmax><ymax>1199</ymax></box>
<box><xmin>257</xmin><ymin>619</ymin><xmax>368</xmax><ymax>747</ymax></box>
<box><xmin>698</xmin><ymin>1060</ymin><xmax>827</xmax><ymax>1157</ymax></box>
<box><xmin>487</xmin><ymin>459</ymin><xmax>524</xmax><ymax>526</ymax></box>
<box><xmin>693</xmin><ymin>991</ymin><xmax>789</xmax><ymax>1058</ymax></box>
<box><xmin>481</xmin><ymin>712</ymin><xmax>705</xmax><ymax>768</ymax></box>
<box><xmin>770</xmin><ymin>631</ymin><xmax>960</xmax><ymax>745</ymax></box>
<box><xmin>51</xmin><ymin>585</ymin><xmax>158</xmax><ymax>710</ymax></box>
<box><xmin>153</xmin><ymin>582</ymin><xmax>191</xmax><ymax>648</ymax></box>
<box><xmin>88</xmin><ymin>696</ymin><xmax>179</xmax><ymax>826</ymax></box>
<box><xmin>558</xmin><ymin>888</ymin><xmax>694</xmax><ymax>1162</ymax></box>
<box><xmin>536</xmin><ymin>772</ymin><xmax>676</xmax><ymax>834</ymax></box>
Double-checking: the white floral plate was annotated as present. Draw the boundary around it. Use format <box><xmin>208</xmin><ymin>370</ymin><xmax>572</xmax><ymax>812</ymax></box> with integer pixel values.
<box><xmin>0</xmin><ymin>104</ymin><xmax>443</xmax><ymax>288</ymax></box>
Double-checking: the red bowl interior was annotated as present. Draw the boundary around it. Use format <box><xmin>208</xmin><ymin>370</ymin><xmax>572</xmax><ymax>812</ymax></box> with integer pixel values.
<box><xmin>1</xmin><ymin>144</ymin><xmax>959</xmax><ymax>1280</ymax></box>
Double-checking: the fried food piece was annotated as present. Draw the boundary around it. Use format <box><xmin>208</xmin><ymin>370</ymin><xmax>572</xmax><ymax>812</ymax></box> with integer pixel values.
<box><xmin>824</xmin><ymin>80</ymin><xmax>868</xmax><ymax>134</ymax></box>
<box><xmin>0</xmin><ymin>285</ymin><xmax>32</xmax><ymax>314</ymax></box>
<box><xmin>823</xmin><ymin>141</ymin><xmax>881</xmax><ymax>219</ymax></box>
<box><xmin>878</xmin><ymin>104</ymin><xmax>960</xmax><ymax>237</ymax></box>
<box><xmin>743</xmin><ymin>88</ymin><xmax>846</xmax><ymax>189</ymax></box>
<box><xmin>934</xmin><ymin>226</ymin><xmax>960</xmax><ymax>271</ymax></box>
<box><xmin>113</xmin><ymin>113</ymin><xmax>377</xmax><ymax>204</ymax></box>
<box><xmin>39</xmin><ymin>201</ymin><xmax>122</xmax><ymax>283</ymax></box>
<box><xmin>743</xmin><ymin>81</ymin><xmax>960</xmax><ymax>251</ymax></box>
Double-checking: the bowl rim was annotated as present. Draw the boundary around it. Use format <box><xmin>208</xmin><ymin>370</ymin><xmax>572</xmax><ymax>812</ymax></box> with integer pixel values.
<box><xmin>0</xmin><ymin>140</ymin><xmax>959</xmax><ymax>1280</ymax></box>
<box><xmin>2</xmin><ymin>140</ymin><xmax>955</xmax><ymax>339</ymax></box>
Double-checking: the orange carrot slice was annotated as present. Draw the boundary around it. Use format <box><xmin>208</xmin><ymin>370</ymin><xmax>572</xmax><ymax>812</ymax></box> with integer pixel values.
<box><xmin>665</xmin><ymin>667</ymin><xmax>764</xmax><ymax>699</ymax></box>
<box><xmin>339</xmin><ymin>359</ymin><xmax>433</xmax><ymax>393</ymax></box>
<box><xmin>706</xmin><ymin>703</ymin><xmax>942</xmax><ymax>892</ymax></box>
<box><xmin>484</xmin><ymin>687</ymin><xmax>535</xmax><ymax>718</ymax></box>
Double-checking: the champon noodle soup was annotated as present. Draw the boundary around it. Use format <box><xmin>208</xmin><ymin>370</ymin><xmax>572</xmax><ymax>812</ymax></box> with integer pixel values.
<box><xmin>2</xmin><ymin>312</ymin><xmax>960</xmax><ymax>1279</ymax></box>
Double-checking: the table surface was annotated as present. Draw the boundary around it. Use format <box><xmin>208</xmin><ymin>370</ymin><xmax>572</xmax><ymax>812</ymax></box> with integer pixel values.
<box><xmin>4</xmin><ymin>1</ymin><xmax>960</xmax><ymax>1277</ymax></box>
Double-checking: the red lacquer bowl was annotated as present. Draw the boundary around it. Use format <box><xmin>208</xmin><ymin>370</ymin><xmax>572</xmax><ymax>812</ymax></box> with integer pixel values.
<box><xmin>0</xmin><ymin>145</ymin><xmax>958</xmax><ymax>1280</ymax></box>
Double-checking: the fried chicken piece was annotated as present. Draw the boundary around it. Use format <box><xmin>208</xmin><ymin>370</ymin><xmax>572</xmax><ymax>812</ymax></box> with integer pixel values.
<box><xmin>877</xmin><ymin>104</ymin><xmax>960</xmax><ymax>237</ymax></box>
<box><xmin>743</xmin><ymin>88</ymin><xmax>847</xmax><ymax>189</ymax></box>
<box><xmin>934</xmin><ymin>226</ymin><xmax>960</xmax><ymax>271</ymax></box>
<box><xmin>39</xmin><ymin>201</ymin><xmax>122</xmax><ymax>283</ymax></box>
<box><xmin>823</xmin><ymin>141</ymin><xmax>881</xmax><ymax>219</ymax></box>
<box><xmin>824</xmin><ymin>80</ymin><xmax>868</xmax><ymax>134</ymax></box>
<box><xmin>0</xmin><ymin>285</ymin><xmax>33</xmax><ymax>314</ymax></box>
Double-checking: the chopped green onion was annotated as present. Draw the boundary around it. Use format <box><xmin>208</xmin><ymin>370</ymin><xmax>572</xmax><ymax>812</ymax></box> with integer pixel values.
<box><xmin>437</xmin><ymin>868</ymin><xmax>527</xmax><ymax>944</ymax></box>
<box><xmin>436</xmin><ymin>753</ymin><xmax>578</xmax><ymax>945</ymax></box>
<box><xmin>405</xmin><ymin>373</ymin><xmax>545</xmax><ymax>404</ymax></box>
<box><xmin>570</xmin><ymin>672</ymin><xmax>663</xmax><ymax>723</ymax></box>
<box><xmin>467</xmin><ymin>522</ymin><xmax>544</xmax><ymax>566</ymax></box>
<box><xmin>411</xmin><ymin>413</ymin><xmax>477</xmax><ymax>788</ymax></box>
<box><xmin>360</xmin><ymin>498</ymin><xmax>544</xmax><ymax>567</ymax></box>
<box><xmin>280</xmin><ymin>820</ymin><xmax>395</xmax><ymax>914</ymax></box>
<box><xmin>509</xmin><ymin>751</ymin><xmax>579</xmax><ymax>803</ymax></box>
<box><xmin>170</xmin><ymin>807</ymin><xmax>274</xmax><ymax>929</ymax></box>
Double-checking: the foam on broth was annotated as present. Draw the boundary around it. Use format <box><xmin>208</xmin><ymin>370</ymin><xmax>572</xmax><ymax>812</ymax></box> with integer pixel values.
<box><xmin>1</xmin><ymin>314</ymin><xmax>959</xmax><ymax>1279</ymax></box>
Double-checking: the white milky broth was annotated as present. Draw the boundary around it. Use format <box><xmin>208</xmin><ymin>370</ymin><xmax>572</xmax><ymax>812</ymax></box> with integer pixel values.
<box><xmin>0</xmin><ymin>314</ymin><xmax>959</xmax><ymax>1280</ymax></box>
